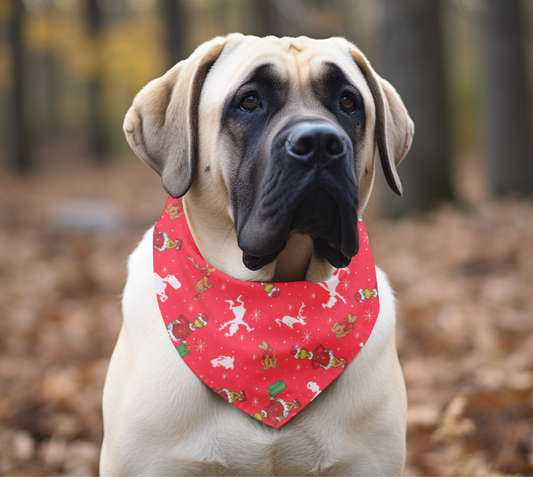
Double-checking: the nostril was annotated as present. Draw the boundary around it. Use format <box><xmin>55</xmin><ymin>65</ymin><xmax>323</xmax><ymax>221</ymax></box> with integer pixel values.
<box><xmin>290</xmin><ymin>136</ymin><xmax>314</xmax><ymax>156</ymax></box>
<box><xmin>326</xmin><ymin>135</ymin><xmax>345</xmax><ymax>156</ymax></box>
<box><xmin>286</xmin><ymin>122</ymin><xmax>347</xmax><ymax>162</ymax></box>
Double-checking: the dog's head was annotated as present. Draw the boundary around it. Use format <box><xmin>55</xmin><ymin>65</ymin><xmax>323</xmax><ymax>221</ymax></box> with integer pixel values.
<box><xmin>124</xmin><ymin>34</ymin><xmax>413</xmax><ymax>280</ymax></box>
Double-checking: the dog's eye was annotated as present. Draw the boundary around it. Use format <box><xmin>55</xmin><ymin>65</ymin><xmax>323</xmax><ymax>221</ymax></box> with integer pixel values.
<box><xmin>240</xmin><ymin>93</ymin><xmax>260</xmax><ymax>112</ymax></box>
<box><xmin>340</xmin><ymin>93</ymin><xmax>356</xmax><ymax>114</ymax></box>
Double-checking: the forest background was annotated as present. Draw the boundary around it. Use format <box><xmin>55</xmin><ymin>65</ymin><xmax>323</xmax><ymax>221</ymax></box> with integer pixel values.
<box><xmin>1</xmin><ymin>0</ymin><xmax>533</xmax><ymax>475</ymax></box>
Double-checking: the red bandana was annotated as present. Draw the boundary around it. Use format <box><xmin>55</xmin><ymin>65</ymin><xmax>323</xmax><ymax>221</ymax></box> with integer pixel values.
<box><xmin>153</xmin><ymin>197</ymin><xmax>379</xmax><ymax>428</ymax></box>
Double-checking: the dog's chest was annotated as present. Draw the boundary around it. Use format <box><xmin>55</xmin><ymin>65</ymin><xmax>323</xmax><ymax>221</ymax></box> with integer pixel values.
<box><xmin>158</xmin><ymin>390</ymin><xmax>351</xmax><ymax>475</ymax></box>
<box><xmin>102</xmin><ymin>230</ymin><xmax>404</xmax><ymax>476</ymax></box>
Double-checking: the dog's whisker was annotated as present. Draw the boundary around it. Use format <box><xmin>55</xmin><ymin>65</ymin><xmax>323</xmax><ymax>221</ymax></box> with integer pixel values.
<box><xmin>220</xmin><ymin>224</ymin><xmax>236</xmax><ymax>252</ymax></box>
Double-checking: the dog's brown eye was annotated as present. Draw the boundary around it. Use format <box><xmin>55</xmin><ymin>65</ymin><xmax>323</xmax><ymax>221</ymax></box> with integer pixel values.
<box><xmin>240</xmin><ymin>93</ymin><xmax>260</xmax><ymax>112</ymax></box>
<box><xmin>340</xmin><ymin>94</ymin><xmax>356</xmax><ymax>114</ymax></box>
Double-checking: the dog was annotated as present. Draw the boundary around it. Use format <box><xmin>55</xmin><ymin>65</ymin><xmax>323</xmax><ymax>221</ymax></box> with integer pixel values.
<box><xmin>258</xmin><ymin>340</ymin><xmax>278</xmax><ymax>370</ymax></box>
<box><xmin>100</xmin><ymin>34</ymin><xmax>414</xmax><ymax>476</ymax></box>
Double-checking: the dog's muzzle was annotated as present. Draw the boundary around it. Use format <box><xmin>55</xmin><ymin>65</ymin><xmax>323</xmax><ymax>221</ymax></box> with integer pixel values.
<box><xmin>238</xmin><ymin>119</ymin><xmax>360</xmax><ymax>271</ymax></box>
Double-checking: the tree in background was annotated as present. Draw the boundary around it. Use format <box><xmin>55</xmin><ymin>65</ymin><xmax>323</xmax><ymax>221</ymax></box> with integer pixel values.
<box><xmin>9</xmin><ymin>0</ymin><xmax>30</xmax><ymax>171</ymax></box>
<box><xmin>87</xmin><ymin>0</ymin><xmax>109</xmax><ymax>162</ymax></box>
<box><xmin>162</xmin><ymin>0</ymin><xmax>186</xmax><ymax>68</ymax></box>
<box><xmin>3</xmin><ymin>0</ymin><xmax>533</xmax><ymax>194</ymax></box>
<box><xmin>381</xmin><ymin>0</ymin><xmax>453</xmax><ymax>214</ymax></box>
<box><xmin>480</xmin><ymin>0</ymin><xmax>533</xmax><ymax>195</ymax></box>
<box><xmin>254</xmin><ymin>0</ymin><xmax>283</xmax><ymax>37</ymax></box>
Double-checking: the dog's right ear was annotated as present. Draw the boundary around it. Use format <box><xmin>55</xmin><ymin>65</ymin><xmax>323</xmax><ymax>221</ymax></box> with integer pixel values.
<box><xmin>123</xmin><ymin>37</ymin><xmax>227</xmax><ymax>198</ymax></box>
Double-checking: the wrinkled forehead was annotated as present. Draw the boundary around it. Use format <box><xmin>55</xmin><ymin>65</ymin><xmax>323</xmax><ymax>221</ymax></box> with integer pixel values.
<box><xmin>202</xmin><ymin>36</ymin><xmax>374</xmax><ymax>110</ymax></box>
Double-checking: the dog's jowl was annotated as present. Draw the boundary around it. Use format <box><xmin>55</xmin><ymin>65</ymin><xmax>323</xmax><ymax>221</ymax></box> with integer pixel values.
<box><xmin>100</xmin><ymin>34</ymin><xmax>414</xmax><ymax>476</ymax></box>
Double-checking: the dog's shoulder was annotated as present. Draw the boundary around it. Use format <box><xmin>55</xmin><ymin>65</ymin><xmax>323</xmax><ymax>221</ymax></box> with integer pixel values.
<box><xmin>121</xmin><ymin>227</ymin><xmax>159</xmax><ymax>335</ymax></box>
<box><xmin>372</xmin><ymin>266</ymin><xmax>397</xmax><ymax>347</ymax></box>
<box><xmin>126</xmin><ymin>226</ymin><xmax>154</xmax><ymax>276</ymax></box>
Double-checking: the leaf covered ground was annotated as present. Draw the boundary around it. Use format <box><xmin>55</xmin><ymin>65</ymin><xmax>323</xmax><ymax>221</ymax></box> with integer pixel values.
<box><xmin>0</xmin><ymin>148</ymin><xmax>532</xmax><ymax>476</ymax></box>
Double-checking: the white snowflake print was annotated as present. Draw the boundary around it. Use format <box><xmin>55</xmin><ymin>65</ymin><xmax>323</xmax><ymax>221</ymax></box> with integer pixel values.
<box><xmin>303</xmin><ymin>330</ymin><xmax>313</xmax><ymax>344</ymax></box>
<box><xmin>195</xmin><ymin>340</ymin><xmax>206</xmax><ymax>353</ymax></box>
<box><xmin>188</xmin><ymin>304</ymin><xmax>194</xmax><ymax>312</ymax></box>
<box><xmin>222</xmin><ymin>373</ymin><xmax>227</xmax><ymax>380</ymax></box>
<box><xmin>252</xmin><ymin>396</ymin><xmax>259</xmax><ymax>407</ymax></box>
<box><xmin>220</xmin><ymin>282</ymin><xmax>226</xmax><ymax>290</ymax></box>
<box><xmin>311</xmin><ymin>292</ymin><xmax>316</xmax><ymax>299</ymax></box>
<box><xmin>365</xmin><ymin>310</ymin><xmax>375</xmax><ymax>322</ymax></box>
<box><xmin>252</xmin><ymin>309</ymin><xmax>262</xmax><ymax>322</ymax></box>
<box><xmin>342</xmin><ymin>279</ymin><xmax>350</xmax><ymax>290</ymax></box>
<box><xmin>239</xmin><ymin>335</ymin><xmax>244</xmax><ymax>342</ymax></box>
<box><xmin>296</xmin><ymin>364</ymin><xmax>301</xmax><ymax>371</ymax></box>
<box><xmin>287</xmin><ymin>303</ymin><xmax>293</xmax><ymax>312</ymax></box>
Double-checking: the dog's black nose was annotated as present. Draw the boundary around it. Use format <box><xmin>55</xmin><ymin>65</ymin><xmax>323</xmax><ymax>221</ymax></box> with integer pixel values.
<box><xmin>287</xmin><ymin>122</ymin><xmax>346</xmax><ymax>162</ymax></box>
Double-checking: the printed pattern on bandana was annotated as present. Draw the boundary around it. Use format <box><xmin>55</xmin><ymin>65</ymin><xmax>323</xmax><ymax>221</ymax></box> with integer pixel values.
<box><xmin>153</xmin><ymin>197</ymin><xmax>379</xmax><ymax>428</ymax></box>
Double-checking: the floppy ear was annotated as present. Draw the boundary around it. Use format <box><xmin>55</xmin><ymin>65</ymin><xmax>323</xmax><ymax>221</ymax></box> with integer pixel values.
<box><xmin>349</xmin><ymin>48</ymin><xmax>414</xmax><ymax>196</ymax></box>
<box><xmin>123</xmin><ymin>37</ymin><xmax>227</xmax><ymax>198</ymax></box>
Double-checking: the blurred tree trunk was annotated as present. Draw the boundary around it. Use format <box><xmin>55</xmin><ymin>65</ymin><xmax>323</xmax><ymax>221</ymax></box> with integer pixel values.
<box><xmin>45</xmin><ymin>52</ymin><xmax>60</xmax><ymax>137</ymax></box>
<box><xmin>481</xmin><ymin>0</ymin><xmax>533</xmax><ymax>195</ymax></box>
<box><xmin>162</xmin><ymin>0</ymin><xmax>186</xmax><ymax>68</ymax></box>
<box><xmin>10</xmin><ymin>0</ymin><xmax>31</xmax><ymax>171</ymax></box>
<box><xmin>254</xmin><ymin>0</ymin><xmax>283</xmax><ymax>37</ymax></box>
<box><xmin>381</xmin><ymin>0</ymin><xmax>453</xmax><ymax>214</ymax></box>
<box><xmin>87</xmin><ymin>0</ymin><xmax>110</xmax><ymax>162</ymax></box>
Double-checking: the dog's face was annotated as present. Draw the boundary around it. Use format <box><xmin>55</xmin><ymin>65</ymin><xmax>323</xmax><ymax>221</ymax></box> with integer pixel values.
<box><xmin>124</xmin><ymin>34</ymin><xmax>413</xmax><ymax>278</ymax></box>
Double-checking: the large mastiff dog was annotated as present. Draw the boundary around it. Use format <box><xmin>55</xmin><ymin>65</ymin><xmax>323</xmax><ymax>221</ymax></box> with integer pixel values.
<box><xmin>100</xmin><ymin>34</ymin><xmax>414</xmax><ymax>476</ymax></box>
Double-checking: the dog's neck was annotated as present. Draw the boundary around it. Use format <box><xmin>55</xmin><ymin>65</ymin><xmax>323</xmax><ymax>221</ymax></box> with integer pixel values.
<box><xmin>268</xmin><ymin>233</ymin><xmax>336</xmax><ymax>283</ymax></box>
<box><xmin>182</xmin><ymin>197</ymin><xmax>335</xmax><ymax>283</ymax></box>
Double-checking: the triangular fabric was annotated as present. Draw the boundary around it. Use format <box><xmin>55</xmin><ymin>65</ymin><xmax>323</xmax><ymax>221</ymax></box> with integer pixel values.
<box><xmin>153</xmin><ymin>197</ymin><xmax>379</xmax><ymax>428</ymax></box>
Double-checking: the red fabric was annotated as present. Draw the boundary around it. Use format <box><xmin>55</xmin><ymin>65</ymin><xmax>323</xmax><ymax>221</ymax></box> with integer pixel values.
<box><xmin>153</xmin><ymin>197</ymin><xmax>379</xmax><ymax>428</ymax></box>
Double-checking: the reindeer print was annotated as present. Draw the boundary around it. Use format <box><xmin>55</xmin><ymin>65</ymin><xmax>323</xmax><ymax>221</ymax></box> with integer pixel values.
<box><xmin>258</xmin><ymin>340</ymin><xmax>278</xmax><ymax>370</ymax></box>
<box><xmin>275</xmin><ymin>302</ymin><xmax>307</xmax><ymax>329</ymax></box>
<box><xmin>219</xmin><ymin>295</ymin><xmax>255</xmax><ymax>337</ymax></box>
<box><xmin>330</xmin><ymin>313</ymin><xmax>358</xmax><ymax>340</ymax></box>
<box><xmin>188</xmin><ymin>257</ymin><xmax>217</xmax><ymax>300</ymax></box>
<box><xmin>164</xmin><ymin>201</ymin><xmax>184</xmax><ymax>221</ymax></box>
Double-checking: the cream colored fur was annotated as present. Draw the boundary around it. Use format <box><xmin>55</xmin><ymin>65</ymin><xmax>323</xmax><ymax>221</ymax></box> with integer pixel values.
<box><xmin>100</xmin><ymin>34</ymin><xmax>412</xmax><ymax>476</ymax></box>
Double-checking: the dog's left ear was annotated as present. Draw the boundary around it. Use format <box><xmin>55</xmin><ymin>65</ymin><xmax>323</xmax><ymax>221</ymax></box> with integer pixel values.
<box><xmin>123</xmin><ymin>36</ymin><xmax>228</xmax><ymax>198</ymax></box>
<box><xmin>349</xmin><ymin>48</ymin><xmax>414</xmax><ymax>196</ymax></box>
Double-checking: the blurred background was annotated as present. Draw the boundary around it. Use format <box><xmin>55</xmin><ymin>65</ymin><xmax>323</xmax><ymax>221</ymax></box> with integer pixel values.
<box><xmin>1</xmin><ymin>0</ymin><xmax>533</xmax><ymax>475</ymax></box>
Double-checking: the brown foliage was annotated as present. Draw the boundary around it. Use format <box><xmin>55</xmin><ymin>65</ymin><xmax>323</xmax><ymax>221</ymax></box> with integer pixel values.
<box><xmin>0</xmin><ymin>151</ymin><xmax>532</xmax><ymax>475</ymax></box>
<box><xmin>369</xmin><ymin>198</ymin><xmax>533</xmax><ymax>476</ymax></box>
